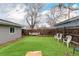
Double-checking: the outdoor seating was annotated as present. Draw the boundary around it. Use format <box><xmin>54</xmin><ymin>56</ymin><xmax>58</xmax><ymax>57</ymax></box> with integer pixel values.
<box><xmin>54</xmin><ymin>33</ymin><xmax>63</xmax><ymax>41</ymax></box>
<box><xmin>58</xmin><ymin>33</ymin><xmax>63</xmax><ymax>41</ymax></box>
<box><xmin>63</xmin><ymin>35</ymin><xmax>72</xmax><ymax>48</ymax></box>
<box><xmin>73</xmin><ymin>47</ymin><xmax>79</xmax><ymax>55</ymax></box>
<box><xmin>29</xmin><ymin>32</ymin><xmax>40</xmax><ymax>35</ymax></box>
<box><xmin>71</xmin><ymin>41</ymin><xmax>79</xmax><ymax>55</ymax></box>
<box><xmin>54</xmin><ymin>33</ymin><xmax>59</xmax><ymax>39</ymax></box>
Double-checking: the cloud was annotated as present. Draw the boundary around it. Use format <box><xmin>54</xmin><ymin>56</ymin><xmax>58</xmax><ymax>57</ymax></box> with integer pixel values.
<box><xmin>0</xmin><ymin>3</ymin><xmax>79</xmax><ymax>27</ymax></box>
<box><xmin>0</xmin><ymin>3</ymin><xmax>27</xmax><ymax>25</ymax></box>
<box><xmin>6</xmin><ymin>4</ymin><xmax>27</xmax><ymax>23</ymax></box>
<box><xmin>72</xmin><ymin>4</ymin><xmax>78</xmax><ymax>9</ymax></box>
<box><xmin>41</xmin><ymin>10</ymin><xmax>49</xmax><ymax>15</ymax></box>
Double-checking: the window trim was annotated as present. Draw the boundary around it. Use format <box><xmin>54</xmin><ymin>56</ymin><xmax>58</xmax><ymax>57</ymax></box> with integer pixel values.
<box><xmin>10</xmin><ymin>27</ymin><xmax>15</xmax><ymax>33</ymax></box>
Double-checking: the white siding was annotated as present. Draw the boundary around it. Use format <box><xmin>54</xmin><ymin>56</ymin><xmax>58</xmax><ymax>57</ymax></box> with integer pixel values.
<box><xmin>0</xmin><ymin>26</ymin><xmax>21</xmax><ymax>44</ymax></box>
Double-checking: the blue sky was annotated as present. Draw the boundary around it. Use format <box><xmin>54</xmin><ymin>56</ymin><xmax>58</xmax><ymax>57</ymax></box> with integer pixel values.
<box><xmin>0</xmin><ymin>3</ymin><xmax>55</xmax><ymax>13</ymax></box>
<box><xmin>0</xmin><ymin>3</ymin><xmax>79</xmax><ymax>14</ymax></box>
<box><xmin>0</xmin><ymin>3</ymin><xmax>79</xmax><ymax>26</ymax></box>
<box><xmin>43</xmin><ymin>3</ymin><xmax>54</xmax><ymax>10</ymax></box>
<box><xmin>0</xmin><ymin>3</ymin><xmax>53</xmax><ymax>21</ymax></box>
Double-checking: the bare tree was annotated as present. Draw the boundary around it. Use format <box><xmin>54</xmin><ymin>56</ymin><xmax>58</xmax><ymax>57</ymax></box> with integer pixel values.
<box><xmin>47</xmin><ymin>3</ymin><xmax>64</xmax><ymax>26</ymax></box>
<box><xmin>63</xmin><ymin>3</ymin><xmax>73</xmax><ymax>19</ymax></box>
<box><xmin>46</xmin><ymin>8</ymin><xmax>56</xmax><ymax>26</ymax></box>
<box><xmin>62</xmin><ymin>3</ymin><xmax>78</xmax><ymax>19</ymax></box>
<box><xmin>24</xmin><ymin>3</ymin><xmax>44</xmax><ymax>29</ymax></box>
<box><xmin>47</xmin><ymin>3</ymin><xmax>78</xmax><ymax>27</ymax></box>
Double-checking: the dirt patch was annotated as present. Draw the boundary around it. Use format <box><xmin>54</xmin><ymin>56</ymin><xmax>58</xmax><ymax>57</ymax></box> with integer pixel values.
<box><xmin>25</xmin><ymin>51</ymin><xmax>42</xmax><ymax>56</ymax></box>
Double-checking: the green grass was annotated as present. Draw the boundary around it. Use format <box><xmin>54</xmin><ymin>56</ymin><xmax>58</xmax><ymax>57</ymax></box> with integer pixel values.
<box><xmin>0</xmin><ymin>36</ymin><xmax>78</xmax><ymax>56</ymax></box>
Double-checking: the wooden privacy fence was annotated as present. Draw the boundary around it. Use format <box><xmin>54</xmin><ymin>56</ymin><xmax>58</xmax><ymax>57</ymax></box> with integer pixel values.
<box><xmin>22</xmin><ymin>28</ymin><xmax>79</xmax><ymax>43</ymax></box>
<box><xmin>22</xmin><ymin>29</ymin><xmax>56</xmax><ymax>36</ymax></box>
<box><xmin>55</xmin><ymin>27</ymin><xmax>79</xmax><ymax>43</ymax></box>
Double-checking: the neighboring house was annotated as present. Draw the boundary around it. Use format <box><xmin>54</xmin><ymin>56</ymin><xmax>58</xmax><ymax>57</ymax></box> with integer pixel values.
<box><xmin>0</xmin><ymin>19</ymin><xmax>22</xmax><ymax>44</ymax></box>
<box><xmin>54</xmin><ymin>16</ymin><xmax>79</xmax><ymax>43</ymax></box>
<box><xmin>54</xmin><ymin>16</ymin><xmax>79</xmax><ymax>29</ymax></box>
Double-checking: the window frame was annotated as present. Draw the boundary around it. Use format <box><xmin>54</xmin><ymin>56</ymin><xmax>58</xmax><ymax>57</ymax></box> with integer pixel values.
<box><xmin>10</xmin><ymin>27</ymin><xmax>15</xmax><ymax>33</ymax></box>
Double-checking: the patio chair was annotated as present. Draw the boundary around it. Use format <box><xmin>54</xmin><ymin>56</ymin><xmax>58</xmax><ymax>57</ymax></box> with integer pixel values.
<box><xmin>63</xmin><ymin>35</ymin><xmax>72</xmax><ymax>48</ymax></box>
<box><xmin>73</xmin><ymin>47</ymin><xmax>79</xmax><ymax>55</ymax></box>
<box><xmin>58</xmin><ymin>33</ymin><xmax>63</xmax><ymax>41</ymax></box>
<box><xmin>54</xmin><ymin>33</ymin><xmax>59</xmax><ymax>39</ymax></box>
<box><xmin>71</xmin><ymin>41</ymin><xmax>79</xmax><ymax>55</ymax></box>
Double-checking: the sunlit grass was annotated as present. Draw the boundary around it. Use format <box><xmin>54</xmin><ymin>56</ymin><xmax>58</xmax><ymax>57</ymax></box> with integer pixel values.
<box><xmin>0</xmin><ymin>36</ymin><xmax>78</xmax><ymax>56</ymax></box>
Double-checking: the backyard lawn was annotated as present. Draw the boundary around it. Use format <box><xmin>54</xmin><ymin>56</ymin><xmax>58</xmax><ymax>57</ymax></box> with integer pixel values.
<box><xmin>0</xmin><ymin>36</ymin><xmax>78</xmax><ymax>56</ymax></box>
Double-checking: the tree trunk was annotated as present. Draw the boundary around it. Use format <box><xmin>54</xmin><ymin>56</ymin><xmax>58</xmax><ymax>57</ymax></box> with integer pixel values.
<box><xmin>30</xmin><ymin>25</ymin><xmax>34</xmax><ymax>29</ymax></box>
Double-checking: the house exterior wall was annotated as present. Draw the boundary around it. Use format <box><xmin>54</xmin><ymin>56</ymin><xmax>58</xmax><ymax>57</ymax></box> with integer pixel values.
<box><xmin>0</xmin><ymin>25</ymin><xmax>22</xmax><ymax>44</ymax></box>
<box><xmin>55</xmin><ymin>19</ymin><xmax>79</xmax><ymax>28</ymax></box>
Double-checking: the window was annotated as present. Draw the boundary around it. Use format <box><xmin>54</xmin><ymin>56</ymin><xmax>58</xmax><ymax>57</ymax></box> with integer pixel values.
<box><xmin>10</xmin><ymin>27</ymin><xmax>15</xmax><ymax>33</ymax></box>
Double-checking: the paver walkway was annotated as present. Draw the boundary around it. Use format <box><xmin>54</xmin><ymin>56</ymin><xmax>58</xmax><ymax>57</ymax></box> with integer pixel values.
<box><xmin>25</xmin><ymin>51</ymin><xmax>42</xmax><ymax>56</ymax></box>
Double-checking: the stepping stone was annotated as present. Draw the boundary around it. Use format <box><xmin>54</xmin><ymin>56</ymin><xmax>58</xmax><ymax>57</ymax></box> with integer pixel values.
<box><xmin>25</xmin><ymin>51</ymin><xmax>42</xmax><ymax>56</ymax></box>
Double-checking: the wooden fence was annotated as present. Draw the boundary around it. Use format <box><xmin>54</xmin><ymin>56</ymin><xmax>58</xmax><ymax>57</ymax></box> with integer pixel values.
<box><xmin>22</xmin><ymin>29</ymin><xmax>56</xmax><ymax>36</ymax></box>
<box><xmin>55</xmin><ymin>27</ymin><xmax>79</xmax><ymax>43</ymax></box>
<box><xmin>22</xmin><ymin>28</ymin><xmax>79</xmax><ymax>43</ymax></box>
